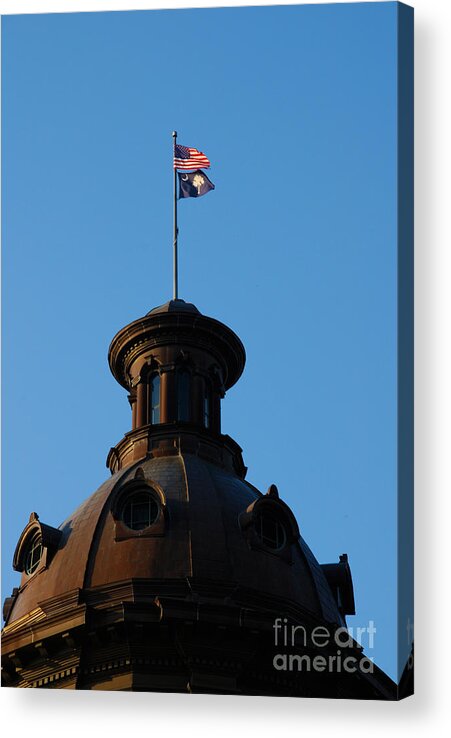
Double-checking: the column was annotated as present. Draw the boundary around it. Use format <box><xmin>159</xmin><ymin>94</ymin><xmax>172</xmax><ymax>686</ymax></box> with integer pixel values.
<box><xmin>136</xmin><ymin>380</ymin><xmax>147</xmax><ymax>427</ymax></box>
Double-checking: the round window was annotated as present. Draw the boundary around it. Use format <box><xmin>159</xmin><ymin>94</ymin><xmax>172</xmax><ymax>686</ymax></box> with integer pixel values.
<box><xmin>24</xmin><ymin>536</ymin><xmax>43</xmax><ymax>575</ymax></box>
<box><xmin>255</xmin><ymin>512</ymin><xmax>287</xmax><ymax>550</ymax></box>
<box><xmin>120</xmin><ymin>490</ymin><xmax>159</xmax><ymax>531</ymax></box>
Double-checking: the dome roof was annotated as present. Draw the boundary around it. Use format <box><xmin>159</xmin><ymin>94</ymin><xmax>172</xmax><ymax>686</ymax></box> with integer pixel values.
<box><xmin>147</xmin><ymin>298</ymin><xmax>200</xmax><ymax>315</ymax></box>
<box><xmin>6</xmin><ymin>453</ymin><xmax>343</xmax><ymax>628</ymax></box>
<box><xmin>109</xmin><ymin>298</ymin><xmax>245</xmax><ymax>392</ymax></box>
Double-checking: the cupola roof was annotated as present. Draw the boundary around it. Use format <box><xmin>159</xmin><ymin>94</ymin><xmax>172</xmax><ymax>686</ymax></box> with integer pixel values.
<box><xmin>147</xmin><ymin>298</ymin><xmax>200</xmax><ymax>315</ymax></box>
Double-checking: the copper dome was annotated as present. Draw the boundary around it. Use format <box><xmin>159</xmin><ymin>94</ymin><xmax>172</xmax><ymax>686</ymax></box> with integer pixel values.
<box><xmin>6</xmin><ymin>453</ymin><xmax>343</xmax><ymax>628</ymax></box>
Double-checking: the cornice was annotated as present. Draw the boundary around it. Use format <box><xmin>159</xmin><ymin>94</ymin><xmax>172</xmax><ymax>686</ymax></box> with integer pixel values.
<box><xmin>1</xmin><ymin>578</ymin><xmax>397</xmax><ymax>697</ymax></box>
<box><xmin>108</xmin><ymin>312</ymin><xmax>245</xmax><ymax>391</ymax></box>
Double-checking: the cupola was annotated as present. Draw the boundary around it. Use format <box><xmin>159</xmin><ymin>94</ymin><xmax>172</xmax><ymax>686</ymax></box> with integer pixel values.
<box><xmin>106</xmin><ymin>299</ymin><xmax>246</xmax><ymax>476</ymax></box>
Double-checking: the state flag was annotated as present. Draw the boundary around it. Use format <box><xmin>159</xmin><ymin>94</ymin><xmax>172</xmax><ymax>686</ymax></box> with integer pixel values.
<box><xmin>178</xmin><ymin>170</ymin><xmax>215</xmax><ymax>199</ymax></box>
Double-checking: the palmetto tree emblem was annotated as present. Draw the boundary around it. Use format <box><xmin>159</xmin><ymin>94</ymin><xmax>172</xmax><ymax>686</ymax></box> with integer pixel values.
<box><xmin>192</xmin><ymin>174</ymin><xmax>205</xmax><ymax>195</ymax></box>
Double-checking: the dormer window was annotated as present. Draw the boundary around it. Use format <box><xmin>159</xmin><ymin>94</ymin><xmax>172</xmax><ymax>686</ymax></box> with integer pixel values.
<box><xmin>120</xmin><ymin>490</ymin><xmax>160</xmax><ymax>531</ymax></box>
<box><xmin>177</xmin><ymin>369</ymin><xmax>190</xmax><ymax>421</ymax></box>
<box><xmin>13</xmin><ymin>512</ymin><xmax>62</xmax><ymax>578</ymax></box>
<box><xmin>24</xmin><ymin>536</ymin><xmax>43</xmax><ymax>575</ymax></box>
<box><xmin>111</xmin><ymin>471</ymin><xmax>167</xmax><ymax>541</ymax></box>
<box><xmin>150</xmin><ymin>373</ymin><xmax>160</xmax><ymax>424</ymax></box>
<box><xmin>238</xmin><ymin>485</ymin><xmax>299</xmax><ymax>563</ymax></box>
<box><xmin>255</xmin><ymin>512</ymin><xmax>287</xmax><ymax>551</ymax></box>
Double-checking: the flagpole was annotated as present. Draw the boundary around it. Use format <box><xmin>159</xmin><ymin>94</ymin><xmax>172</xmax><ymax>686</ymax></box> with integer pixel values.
<box><xmin>172</xmin><ymin>130</ymin><xmax>178</xmax><ymax>300</ymax></box>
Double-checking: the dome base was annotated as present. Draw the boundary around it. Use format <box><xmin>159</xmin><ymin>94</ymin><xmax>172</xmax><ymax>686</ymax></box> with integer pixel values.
<box><xmin>106</xmin><ymin>423</ymin><xmax>247</xmax><ymax>477</ymax></box>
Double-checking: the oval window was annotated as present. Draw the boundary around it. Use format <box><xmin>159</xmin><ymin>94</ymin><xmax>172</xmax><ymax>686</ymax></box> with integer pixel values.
<box><xmin>255</xmin><ymin>512</ymin><xmax>287</xmax><ymax>550</ymax></box>
<box><xmin>120</xmin><ymin>490</ymin><xmax>159</xmax><ymax>531</ymax></box>
<box><xmin>24</xmin><ymin>536</ymin><xmax>43</xmax><ymax>575</ymax></box>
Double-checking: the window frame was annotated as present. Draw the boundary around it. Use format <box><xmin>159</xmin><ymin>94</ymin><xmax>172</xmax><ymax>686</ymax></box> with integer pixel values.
<box><xmin>24</xmin><ymin>535</ymin><xmax>43</xmax><ymax>576</ymax></box>
<box><xmin>176</xmin><ymin>367</ymin><xmax>191</xmax><ymax>422</ymax></box>
<box><xmin>203</xmin><ymin>379</ymin><xmax>211</xmax><ymax>429</ymax></box>
<box><xmin>120</xmin><ymin>489</ymin><xmax>160</xmax><ymax>531</ymax></box>
<box><xmin>149</xmin><ymin>372</ymin><xmax>161</xmax><ymax>425</ymax></box>
<box><xmin>238</xmin><ymin>493</ymin><xmax>300</xmax><ymax>563</ymax></box>
<box><xmin>254</xmin><ymin>511</ymin><xmax>287</xmax><ymax>551</ymax></box>
<box><xmin>111</xmin><ymin>476</ymin><xmax>167</xmax><ymax>541</ymax></box>
<box><xmin>13</xmin><ymin>513</ymin><xmax>62</xmax><ymax>576</ymax></box>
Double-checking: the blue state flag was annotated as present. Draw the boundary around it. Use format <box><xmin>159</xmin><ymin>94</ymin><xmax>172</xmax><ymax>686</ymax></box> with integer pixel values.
<box><xmin>178</xmin><ymin>170</ymin><xmax>215</xmax><ymax>199</ymax></box>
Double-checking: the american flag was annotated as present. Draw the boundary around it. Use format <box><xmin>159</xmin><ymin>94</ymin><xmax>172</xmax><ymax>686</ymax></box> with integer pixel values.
<box><xmin>174</xmin><ymin>144</ymin><xmax>211</xmax><ymax>170</ymax></box>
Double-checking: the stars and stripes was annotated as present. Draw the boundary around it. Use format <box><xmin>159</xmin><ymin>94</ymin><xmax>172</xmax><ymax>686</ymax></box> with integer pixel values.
<box><xmin>174</xmin><ymin>144</ymin><xmax>211</xmax><ymax>170</ymax></box>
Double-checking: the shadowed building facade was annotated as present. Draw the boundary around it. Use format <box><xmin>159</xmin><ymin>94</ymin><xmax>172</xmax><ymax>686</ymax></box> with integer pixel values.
<box><xmin>2</xmin><ymin>298</ymin><xmax>396</xmax><ymax>697</ymax></box>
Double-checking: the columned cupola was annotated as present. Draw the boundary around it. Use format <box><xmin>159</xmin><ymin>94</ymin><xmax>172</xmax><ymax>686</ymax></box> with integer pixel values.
<box><xmin>107</xmin><ymin>299</ymin><xmax>246</xmax><ymax>476</ymax></box>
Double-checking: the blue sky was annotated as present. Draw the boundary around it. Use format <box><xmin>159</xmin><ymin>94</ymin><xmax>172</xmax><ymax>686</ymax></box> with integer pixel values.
<box><xmin>2</xmin><ymin>3</ymin><xmax>402</xmax><ymax>680</ymax></box>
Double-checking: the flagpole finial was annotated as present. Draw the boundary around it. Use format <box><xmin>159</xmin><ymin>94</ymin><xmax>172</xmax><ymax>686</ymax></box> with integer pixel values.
<box><xmin>172</xmin><ymin>130</ymin><xmax>177</xmax><ymax>138</ymax></box>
